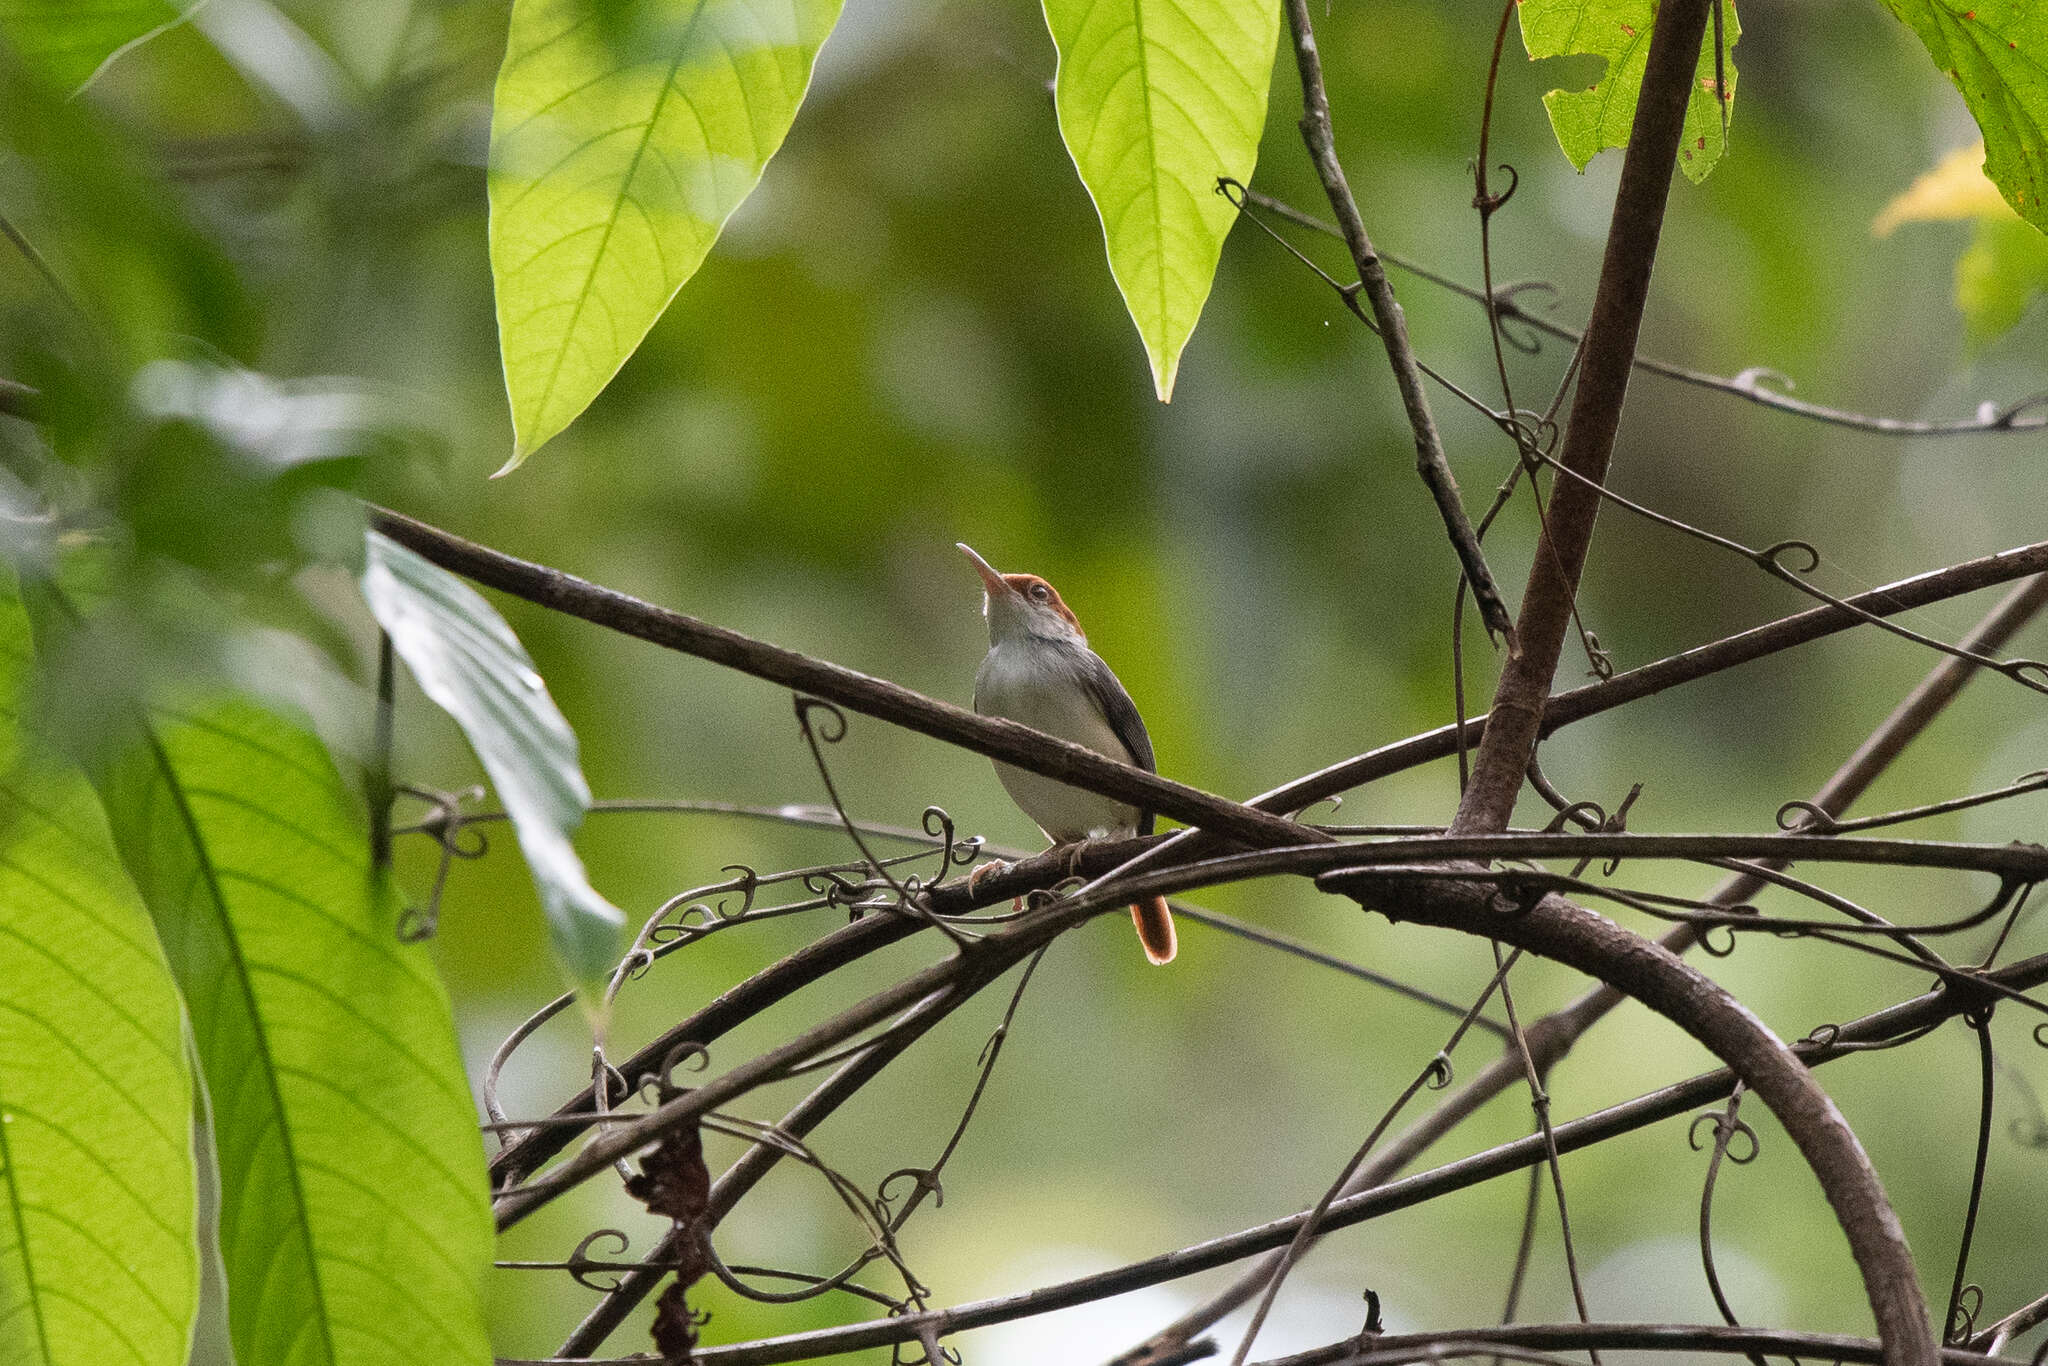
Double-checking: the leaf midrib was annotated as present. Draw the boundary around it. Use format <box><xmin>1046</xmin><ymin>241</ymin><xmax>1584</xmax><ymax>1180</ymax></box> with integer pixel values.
<box><xmin>143</xmin><ymin>725</ymin><xmax>339</xmax><ymax>1366</ymax></box>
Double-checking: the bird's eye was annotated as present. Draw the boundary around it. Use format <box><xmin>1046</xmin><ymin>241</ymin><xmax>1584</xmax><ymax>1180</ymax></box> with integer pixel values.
<box><xmin>1030</xmin><ymin>583</ymin><xmax>1050</xmax><ymax>602</ymax></box>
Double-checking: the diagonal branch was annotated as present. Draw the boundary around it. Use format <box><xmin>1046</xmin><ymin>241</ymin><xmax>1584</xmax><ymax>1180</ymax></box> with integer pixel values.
<box><xmin>1279</xmin><ymin>0</ymin><xmax>1513</xmax><ymax>646</ymax></box>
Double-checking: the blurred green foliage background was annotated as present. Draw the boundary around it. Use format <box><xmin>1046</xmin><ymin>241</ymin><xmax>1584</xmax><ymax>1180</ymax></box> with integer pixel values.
<box><xmin>2</xmin><ymin>0</ymin><xmax>2046</xmax><ymax>1360</ymax></box>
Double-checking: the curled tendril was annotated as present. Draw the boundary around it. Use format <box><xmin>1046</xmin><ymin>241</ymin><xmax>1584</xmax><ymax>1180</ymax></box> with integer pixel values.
<box><xmin>1775</xmin><ymin>799</ymin><xmax>1837</xmax><ymax>833</ymax></box>
<box><xmin>2035</xmin><ymin>1022</ymin><xmax>2048</xmax><ymax>1049</ymax></box>
<box><xmin>877</xmin><ymin>1166</ymin><xmax>943</xmax><ymax>1216</ymax></box>
<box><xmin>1688</xmin><ymin>1110</ymin><xmax>1760</xmax><ymax>1164</ymax></box>
<box><xmin>1022</xmin><ymin>885</ymin><xmax>1066</xmax><ymax>910</ymax></box>
<box><xmin>639</xmin><ymin>1041</ymin><xmax>711</xmax><ymax>1103</ymax></box>
<box><xmin>1990</xmin><ymin>391</ymin><xmax>2048</xmax><ymax>427</ymax></box>
<box><xmin>1473</xmin><ymin>161</ymin><xmax>1518</xmax><ymax>214</ymax></box>
<box><xmin>1698</xmin><ymin>923</ymin><xmax>1740</xmax><ymax>958</ymax></box>
<box><xmin>1947</xmin><ymin>1285</ymin><xmax>1983</xmax><ymax>1343</ymax></box>
<box><xmin>1542</xmin><ymin>800</ymin><xmax>1606</xmax><ymax>835</ymax></box>
<box><xmin>1803</xmin><ymin>1022</ymin><xmax>1842</xmax><ymax>1048</ymax></box>
<box><xmin>795</xmin><ymin>696</ymin><xmax>849</xmax><ymax>743</ymax></box>
<box><xmin>1761</xmin><ymin>540</ymin><xmax>1822</xmax><ymax>575</ymax></box>
<box><xmin>395</xmin><ymin>904</ymin><xmax>439</xmax><ymax>942</ymax></box>
<box><xmin>620</xmin><ymin>947</ymin><xmax>656</xmax><ymax>982</ymax></box>
<box><xmin>568</xmin><ymin>1229</ymin><xmax>631</xmax><ymax>1292</ymax></box>
<box><xmin>1425</xmin><ymin>1051</ymin><xmax>1455</xmax><ymax>1090</ymax></box>
<box><xmin>2005</xmin><ymin>658</ymin><xmax>2048</xmax><ymax>690</ymax></box>
<box><xmin>1580</xmin><ymin>630</ymin><xmax>1615</xmax><ymax>681</ymax></box>
<box><xmin>1730</xmin><ymin>365</ymin><xmax>1794</xmax><ymax>398</ymax></box>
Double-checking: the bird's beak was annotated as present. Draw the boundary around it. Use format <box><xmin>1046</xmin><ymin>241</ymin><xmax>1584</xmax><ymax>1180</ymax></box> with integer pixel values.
<box><xmin>956</xmin><ymin>543</ymin><xmax>1010</xmax><ymax>598</ymax></box>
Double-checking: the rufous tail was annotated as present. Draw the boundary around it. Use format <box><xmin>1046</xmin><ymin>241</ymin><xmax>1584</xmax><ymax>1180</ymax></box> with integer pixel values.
<box><xmin>1131</xmin><ymin>896</ymin><xmax>1176</xmax><ymax>965</ymax></box>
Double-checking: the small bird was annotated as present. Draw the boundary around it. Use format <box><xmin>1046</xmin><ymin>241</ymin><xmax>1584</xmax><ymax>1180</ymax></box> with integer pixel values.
<box><xmin>958</xmin><ymin>543</ymin><xmax>1176</xmax><ymax>965</ymax></box>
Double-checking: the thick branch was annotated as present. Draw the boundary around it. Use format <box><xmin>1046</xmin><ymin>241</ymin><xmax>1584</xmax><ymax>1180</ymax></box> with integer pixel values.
<box><xmin>1453</xmin><ymin>0</ymin><xmax>1717</xmax><ymax>833</ymax></box>
<box><xmin>1319</xmin><ymin>875</ymin><xmax>1933</xmax><ymax>1365</ymax></box>
<box><xmin>659</xmin><ymin>948</ymin><xmax>2048</xmax><ymax>1366</ymax></box>
<box><xmin>1112</xmin><ymin>573</ymin><xmax>2048</xmax><ymax>1362</ymax></box>
<box><xmin>1280</xmin><ymin>0</ymin><xmax>1512</xmax><ymax>644</ymax></box>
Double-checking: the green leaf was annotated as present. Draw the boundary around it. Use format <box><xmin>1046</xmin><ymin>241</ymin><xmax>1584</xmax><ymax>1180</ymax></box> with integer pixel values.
<box><xmin>360</xmin><ymin>530</ymin><xmax>624</xmax><ymax>992</ymax></box>
<box><xmin>0</xmin><ymin>2</ymin><xmax>181</xmax><ymax>91</ymax></box>
<box><xmin>1956</xmin><ymin>212</ymin><xmax>2048</xmax><ymax>342</ymax></box>
<box><xmin>1880</xmin><ymin>1</ymin><xmax>2048</xmax><ymax>232</ymax></box>
<box><xmin>488</xmin><ymin>0</ymin><xmax>845</xmax><ymax>466</ymax></box>
<box><xmin>0</xmin><ymin>576</ymin><xmax>198</xmax><ymax>1366</ymax></box>
<box><xmin>87</xmin><ymin>693</ymin><xmax>492</xmax><ymax>1366</ymax></box>
<box><xmin>1043</xmin><ymin>0</ymin><xmax>1280</xmax><ymax>400</ymax></box>
<box><xmin>1519</xmin><ymin>0</ymin><xmax>1740</xmax><ymax>183</ymax></box>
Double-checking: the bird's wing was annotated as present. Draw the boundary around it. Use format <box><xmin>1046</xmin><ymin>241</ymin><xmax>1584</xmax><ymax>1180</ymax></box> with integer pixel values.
<box><xmin>1077</xmin><ymin>649</ymin><xmax>1159</xmax><ymax>837</ymax></box>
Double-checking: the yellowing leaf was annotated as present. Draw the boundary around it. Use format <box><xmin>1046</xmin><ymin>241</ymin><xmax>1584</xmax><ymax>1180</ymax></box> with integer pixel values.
<box><xmin>1873</xmin><ymin>141</ymin><xmax>2013</xmax><ymax>235</ymax></box>
<box><xmin>1519</xmin><ymin>0</ymin><xmax>1740</xmax><ymax>184</ymax></box>
<box><xmin>489</xmin><ymin>0</ymin><xmax>843</xmax><ymax>466</ymax></box>
<box><xmin>1043</xmin><ymin>0</ymin><xmax>1281</xmax><ymax>401</ymax></box>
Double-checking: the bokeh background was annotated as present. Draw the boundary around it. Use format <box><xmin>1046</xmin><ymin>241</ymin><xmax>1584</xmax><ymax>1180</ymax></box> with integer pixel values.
<box><xmin>3</xmin><ymin>0</ymin><xmax>2046</xmax><ymax>1360</ymax></box>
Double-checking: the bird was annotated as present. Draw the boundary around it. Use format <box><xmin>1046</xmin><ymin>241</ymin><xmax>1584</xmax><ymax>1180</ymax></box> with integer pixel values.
<box><xmin>958</xmin><ymin>542</ymin><xmax>1176</xmax><ymax>965</ymax></box>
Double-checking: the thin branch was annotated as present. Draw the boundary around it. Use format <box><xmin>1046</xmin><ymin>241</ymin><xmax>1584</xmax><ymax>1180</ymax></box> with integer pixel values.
<box><xmin>658</xmin><ymin>950</ymin><xmax>2048</xmax><ymax>1366</ymax></box>
<box><xmin>366</xmin><ymin>506</ymin><xmax>1313</xmax><ymax>851</ymax></box>
<box><xmin>1277</xmin><ymin>0</ymin><xmax>1513</xmax><ymax>645</ymax></box>
<box><xmin>1238</xmin><ymin>190</ymin><xmax>2048</xmax><ymax>440</ymax></box>
<box><xmin>1111</xmin><ymin>573</ymin><xmax>2048</xmax><ymax>1362</ymax></box>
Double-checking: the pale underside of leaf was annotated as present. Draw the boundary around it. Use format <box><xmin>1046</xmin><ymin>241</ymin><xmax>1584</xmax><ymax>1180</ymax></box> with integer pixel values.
<box><xmin>0</xmin><ymin>578</ymin><xmax>197</xmax><ymax>1366</ymax></box>
<box><xmin>1881</xmin><ymin>0</ymin><xmax>2048</xmax><ymax>233</ymax></box>
<box><xmin>92</xmin><ymin>697</ymin><xmax>492</xmax><ymax>1366</ymax></box>
<box><xmin>1519</xmin><ymin>0</ymin><xmax>1741</xmax><ymax>184</ymax></box>
<box><xmin>361</xmin><ymin>531</ymin><xmax>624</xmax><ymax>991</ymax></box>
<box><xmin>1044</xmin><ymin>0</ymin><xmax>1281</xmax><ymax>400</ymax></box>
<box><xmin>489</xmin><ymin>0</ymin><xmax>845</xmax><ymax>466</ymax></box>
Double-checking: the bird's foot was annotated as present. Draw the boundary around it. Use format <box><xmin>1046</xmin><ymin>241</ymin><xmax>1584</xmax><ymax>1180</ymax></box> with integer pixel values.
<box><xmin>965</xmin><ymin>857</ymin><xmax>1013</xmax><ymax>898</ymax></box>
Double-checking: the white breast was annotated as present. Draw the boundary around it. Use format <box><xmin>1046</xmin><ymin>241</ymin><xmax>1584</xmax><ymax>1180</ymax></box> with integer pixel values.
<box><xmin>975</xmin><ymin>643</ymin><xmax>1141</xmax><ymax>842</ymax></box>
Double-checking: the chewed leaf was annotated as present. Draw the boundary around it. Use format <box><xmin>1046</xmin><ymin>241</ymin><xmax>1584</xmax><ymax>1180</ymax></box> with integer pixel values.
<box><xmin>1043</xmin><ymin>0</ymin><xmax>1282</xmax><ymax>400</ymax></box>
<box><xmin>361</xmin><ymin>529</ymin><xmax>624</xmax><ymax>992</ymax></box>
<box><xmin>489</xmin><ymin>0</ymin><xmax>844</xmax><ymax>466</ymax></box>
<box><xmin>1880</xmin><ymin>0</ymin><xmax>2048</xmax><ymax>232</ymax></box>
<box><xmin>1520</xmin><ymin>0</ymin><xmax>1740</xmax><ymax>184</ymax></box>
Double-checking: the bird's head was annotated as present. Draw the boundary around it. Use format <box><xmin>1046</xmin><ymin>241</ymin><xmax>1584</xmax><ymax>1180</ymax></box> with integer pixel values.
<box><xmin>957</xmin><ymin>543</ymin><xmax>1084</xmax><ymax>645</ymax></box>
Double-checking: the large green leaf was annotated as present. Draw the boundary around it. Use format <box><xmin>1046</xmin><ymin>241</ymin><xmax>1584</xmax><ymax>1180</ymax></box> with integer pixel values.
<box><xmin>488</xmin><ymin>0</ymin><xmax>844</xmax><ymax>466</ymax></box>
<box><xmin>1519</xmin><ymin>0</ymin><xmax>1741</xmax><ymax>184</ymax></box>
<box><xmin>360</xmin><ymin>530</ymin><xmax>624</xmax><ymax>992</ymax></box>
<box><xmin>1881</xmin><ymin>1</ymin><xmax>2048</xmax><ymax>232</ymax></box>
<box><xmin>1043</xmin><ymin>0</ymin><xmax>1280</xmax><ymax>400</ymax></box>
<box><xmin>0</xmin><ymin>2</ymin><xmax>180</xmax><ymax>91</ymax></box>
<box><xmin>0</xmin><ymin>578</ymin><xmax>197</xmax><ymax>1366</ymax></box>
<box><xmin>87</xmin><ymin>693</ymin><xmax>492</xmax><ymax>1366</ymax></box>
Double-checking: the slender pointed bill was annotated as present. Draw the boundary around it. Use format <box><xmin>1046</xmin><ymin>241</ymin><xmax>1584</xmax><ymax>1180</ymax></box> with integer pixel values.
<box><xmin>957</xmin><ymin>543</ymin><xmax>1011</xmax><ymax>599</ymax></box>
<box><xmin>1041</xmin><ymin>0</ymin><xmax>1282</xmax><ymax>400</ymax></box>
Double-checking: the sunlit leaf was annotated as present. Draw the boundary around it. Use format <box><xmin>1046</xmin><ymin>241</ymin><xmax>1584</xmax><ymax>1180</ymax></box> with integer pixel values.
<box><xmin>488</xmin><ymin>0</ymin><xmax>844</xmax><ymax>466</ymax></box>
<box><xmin>84</xmin><ymin>687</ymin><xmax>493</xmax><ymax>1366</ymax></box>
<box><xmin>1043</xmin><ymin>0</ymin><xmax>1280</xmax><ymax>401</ymax></box>
<box><xmin>1519</xmin><ymin>0</ymin><xmax>1740</xmax><ymax>183</ymax></box>
<box><xmin>1880</xmin><ymin>1</ymin><xmax>2048</xmax><ymax>232</ymax></box>
<box><xmin>360</xmin><ymin>529</ymin><xmax>624</xmax><ymax>992</ymax></box>
<box><xmin>0</xmin><ymin>1</ymin><xmax>180</xmax><ymax>91</ymax></box>
<box><xmin>0</xmin><ymin>574</ymin><xmax>198</xmax><ymax>1366</ymax></box>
